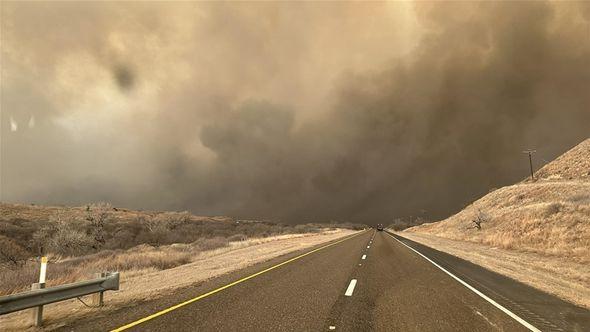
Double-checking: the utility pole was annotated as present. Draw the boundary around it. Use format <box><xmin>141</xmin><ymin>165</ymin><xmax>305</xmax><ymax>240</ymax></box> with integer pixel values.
<box><xmin>523</xmin><ymin>149</ymin><xmax>536</xmax><ymax>180</ymax></box>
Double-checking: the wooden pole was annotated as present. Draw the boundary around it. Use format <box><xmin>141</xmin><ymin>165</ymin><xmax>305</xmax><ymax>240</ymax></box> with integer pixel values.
<box><xmin>523</xmin><ymin>150</ymin><xmax>537</xmax><ymax>180</ymax></box>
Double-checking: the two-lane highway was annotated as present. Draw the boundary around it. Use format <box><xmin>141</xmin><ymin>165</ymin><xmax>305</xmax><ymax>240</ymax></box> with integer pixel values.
<box><xmin>59</xmin><ymin>230</ymin><xmax>589</xmax><ymax>331</ymax></box>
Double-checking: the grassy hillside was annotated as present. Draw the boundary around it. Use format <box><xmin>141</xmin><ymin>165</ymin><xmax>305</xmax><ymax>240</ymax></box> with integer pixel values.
<box><xmin>406</xmin><ymin>138</ymin><xmax>590</xmax><ymax>264</ymax></box>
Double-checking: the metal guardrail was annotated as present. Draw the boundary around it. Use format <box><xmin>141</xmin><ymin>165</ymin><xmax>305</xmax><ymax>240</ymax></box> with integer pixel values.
<box><xmin>0</xmin><ymin>272</ymin><xmax>119</xmax><ymax>325</ymax></box>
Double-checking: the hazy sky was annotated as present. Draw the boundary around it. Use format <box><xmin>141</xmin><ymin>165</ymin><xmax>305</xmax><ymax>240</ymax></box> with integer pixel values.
<box><xmin>1</xmin><ymin>1</ymin><xmax>589</xmax><ymax>223</ymax></box>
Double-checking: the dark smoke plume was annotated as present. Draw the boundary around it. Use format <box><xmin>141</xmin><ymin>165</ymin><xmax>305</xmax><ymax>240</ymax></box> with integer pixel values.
<box><xmin>2</xmin><ymin>2</ymin><xmax>589</xmax><ymax>224</ymax></box>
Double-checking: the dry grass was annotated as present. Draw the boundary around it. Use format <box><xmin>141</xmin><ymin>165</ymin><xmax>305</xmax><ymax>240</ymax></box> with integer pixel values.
<box><xmin>533</xmin><ymin>138</ymin><xmax>590</xmax><ymax>181</ymax></box>
<box><xmin>408</xmin><ymin>181</ymin><xmax>590</xmax><ymax>263</ymax></box>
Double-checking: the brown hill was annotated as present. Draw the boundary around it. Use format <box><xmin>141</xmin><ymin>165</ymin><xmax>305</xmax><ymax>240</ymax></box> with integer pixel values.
<box><xmin>533</xmin><ymin>138</ymin><xmax>590</xmax><ymax>182</ymax></box>
<box><xmin>406</xmin><ymin>138</ymin><xmax>590</xmax><ymax>263</ymax></box>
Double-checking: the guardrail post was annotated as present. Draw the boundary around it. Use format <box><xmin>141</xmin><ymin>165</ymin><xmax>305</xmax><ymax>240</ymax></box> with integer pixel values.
<box><xmin>30</xmin><ymin>282</ymin><xmax>45</xmax><ymax>326</ymax></box>
<box><xmin>92</xmin><ymin>273</ymin><xmax>105</xmax><ymax>306</ymax></box>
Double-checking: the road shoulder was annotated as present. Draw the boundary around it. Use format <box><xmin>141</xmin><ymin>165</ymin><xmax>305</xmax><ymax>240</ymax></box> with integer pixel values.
<box><xmin>400</xmin><ymin>231</ymin><xmax>590</xmax><ymax>309</ymax></box>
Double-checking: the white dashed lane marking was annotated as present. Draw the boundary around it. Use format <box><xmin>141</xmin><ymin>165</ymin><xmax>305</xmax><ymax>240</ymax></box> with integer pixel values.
<box><xmin>345</xmin><ymin>279</ymin><xmax>357</xmax><ymax>296</ymax></box>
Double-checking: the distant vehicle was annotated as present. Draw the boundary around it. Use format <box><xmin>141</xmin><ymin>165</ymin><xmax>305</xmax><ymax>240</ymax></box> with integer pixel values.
<box><xmin>377</xmin><ymin>224</ymin><xmax>384</xmax><ymax>231</ymax></box>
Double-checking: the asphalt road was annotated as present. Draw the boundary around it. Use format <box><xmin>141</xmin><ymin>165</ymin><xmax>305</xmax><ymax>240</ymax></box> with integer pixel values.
<box><xmin>58</xmin><ymin>230</ymin><xmax>589</xmax><ymax>332</ymax></box>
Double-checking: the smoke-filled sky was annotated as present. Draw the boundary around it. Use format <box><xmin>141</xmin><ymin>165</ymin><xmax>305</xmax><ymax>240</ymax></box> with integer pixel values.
<box><xmin>1</xmin><ymin>1</ymin><xmax>589</xmax><ymax>224</ymax></box>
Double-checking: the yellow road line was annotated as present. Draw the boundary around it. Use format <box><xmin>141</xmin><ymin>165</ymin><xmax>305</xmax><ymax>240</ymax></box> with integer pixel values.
<box><xmin>111</xmin><ymin>230</ymin><xmax>368</xmax><ymax>331</ymax></box>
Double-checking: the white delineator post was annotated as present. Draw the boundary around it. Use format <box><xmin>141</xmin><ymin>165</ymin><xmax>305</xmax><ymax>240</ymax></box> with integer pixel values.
<box><xmin>39</xmin><ymin>256</ymin><xmax>47</xmax><ymax>283</ymax></box>
<box><xmin>32</xmin><ymin>256</ymin><xmax>48</xmax><ymax>326</ymax></box>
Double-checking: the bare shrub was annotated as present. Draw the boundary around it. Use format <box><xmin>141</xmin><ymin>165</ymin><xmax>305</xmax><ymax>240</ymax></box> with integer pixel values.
<box><xmin>0</xmin><ymin>235</ymin><xmax>29</xmax><ymax>267</ymax></box>
<box><xmin>104</xmin><ymin>228</ymin><xmax>137</xmax><ymax>250</ymax></box>
<box><xmin>228</xmin><ymin>234</ymin><xmax>248</xmax><ymax>242</ymax></box>
<box><xmin>145</xmin><ymin>212</ymin><xmax>188</xmax><ymax>231</ymax></box>
<box><xmin>0</xmin><ymin>218</ymin><xmax>38</xmax><ymax>251</ymax></box>
<box><xmin>0</xmin><ymin>262</ymin><xmax>38</xmax><ymax>295</ymax></box>
<box><xmin>544</xmin><ymin>202</ymin><xmax>563</xmax><ymax>217</ymax></box>
<box><xmin>569</xmin><ymin>194</ymin><xmax>590</xmax><ymax>205</ymax></box>
<box><xmin>193</xmin><ymin>237</ymin><xmax>228</xmax><ymax>251</ymax></box>
<box><xmin>51</xmin><ymin>227</ymin><xmax>93</xmax><ymax>256</ymax></box>
<box><xmin>331</xmin><ymin>222</ymin><xmax>366</xmax><ymax>230</ymax></box>
<box><xmin>160</xmin><ymin>211</ymin><xmax>191</xmax><ymax>228</ymax></box>
<box><xmin>33</xmin><ymin>214</ymin><xmax>93</xmax><ymax>256</ymax></box>
<box><xmin>85</xmin><ymin>202</ymin><xmax>112</xmax><ymax>250</ymax></box>
<box><xmin>87</xmin><ymin>250</ymin><xmax>192</xmax><ymax>271</ymax></box>
<box><xmin>388</xmin><ymin>217</ymin><xmax>425</xmax><ymax>231</ymax></box>
<box><xmin>31</xmin><ymin>226</ymin><xmax>50</xmax><ymax>255</ymax></box>
<box><xmin>138</xmin><ymin>212</ymin><xmax>191</xmax><ymax>243</ymax></box>
<box><xmin>294</xmin><ymin>224</ymin><xmax>319</xmax><ymax>233</ymax></box>
<box><xmin>470</xmin><ymin>209</ymin><xmax>489</xmax><ymax>230</ymax></box>
<box><xmin>137</xmin><ymin>215</ymin><xmax>172</xmax><ymax>246</ymax></box>
<box><xmin>169</xmin><ymin>243</ymin><xmax>191</xmax><ymax>251</ymax></box>
<box><xmin>142</xmin><ymin>215</ymin><xmax>169</xmax><ymax>234</ymax></box>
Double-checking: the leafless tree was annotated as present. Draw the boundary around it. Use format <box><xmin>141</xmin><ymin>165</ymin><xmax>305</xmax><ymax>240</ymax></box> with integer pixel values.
<box><xmin>32</xmin><ymin>213</ymin><xmax>93</xmax><ymax>256</ymax></box>
<box><xmin>85</xmin><ymin>202</ymin><xmax>112</xmax><ymax>250</ymax></box>
<box><xmin>471</xmin><ymin>209</ymin><xmax>489</xmax><ymax>230</ymax></box>
<box><xmin>0</xmin><ymin>235</ymin><xmax>29</xmax><ymax>267</ymax></box>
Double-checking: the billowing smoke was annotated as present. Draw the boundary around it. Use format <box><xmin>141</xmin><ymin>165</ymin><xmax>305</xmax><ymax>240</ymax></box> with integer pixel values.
<box><xmin>2</xmin><ymin>2</ymin><xmax>589</xmax><ymax>223</ymax></box>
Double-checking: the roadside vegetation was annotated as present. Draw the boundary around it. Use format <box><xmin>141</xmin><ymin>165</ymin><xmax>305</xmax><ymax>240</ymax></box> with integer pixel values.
<box><xmin>0</xmin><ymin>202</ymin><xmax>365</xmax><ymax>295</ymax></box>
<box><xmin>388</xmin><ymin>216</ymin><xmax>429</xmax><ymax>231</ymax></box>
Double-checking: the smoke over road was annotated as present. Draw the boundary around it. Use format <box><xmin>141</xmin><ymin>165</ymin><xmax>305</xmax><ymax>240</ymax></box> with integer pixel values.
<box><xmin>2</xmin><ymin>2</ymin><xmax>589</xmax><ymax>223</ymax></box>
